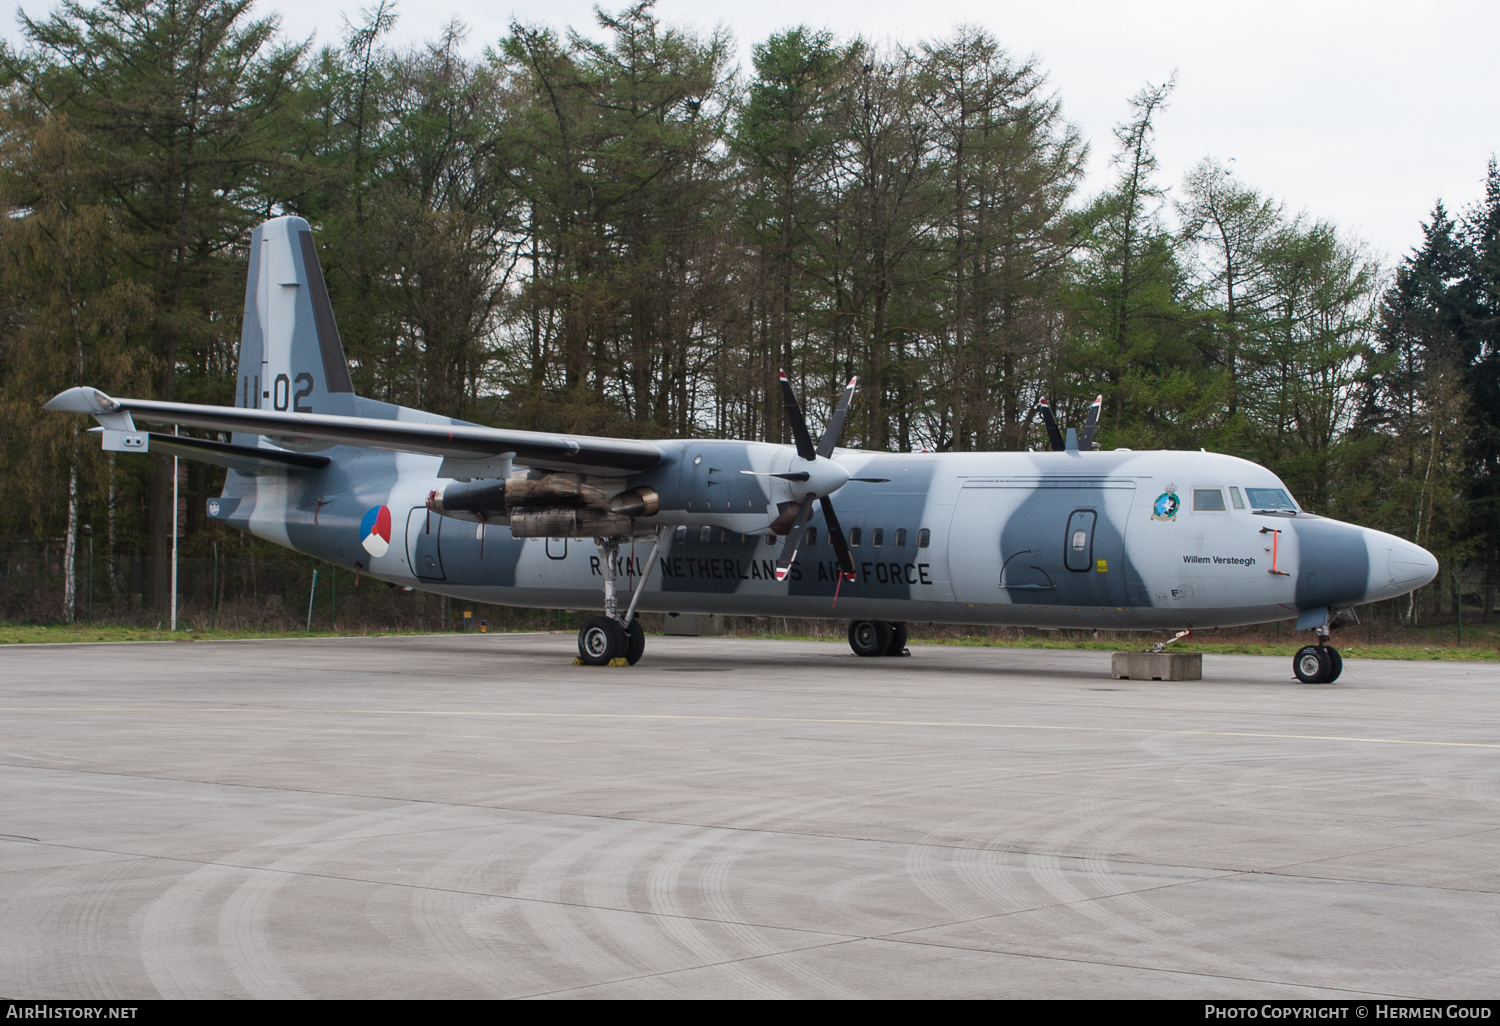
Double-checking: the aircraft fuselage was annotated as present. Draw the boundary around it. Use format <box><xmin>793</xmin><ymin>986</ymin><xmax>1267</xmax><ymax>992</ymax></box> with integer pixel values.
<box><xmin>210</xmin><ymin>441</ymin><xmax>1432</xmax><ymax>632</ymax></box>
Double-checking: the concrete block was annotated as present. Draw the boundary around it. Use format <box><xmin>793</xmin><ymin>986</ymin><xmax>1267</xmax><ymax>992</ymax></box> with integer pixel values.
<box><xmin>1111</xmin><ymin>651</ymin><xmax>1202</xmax><ymax>681</ymax></box>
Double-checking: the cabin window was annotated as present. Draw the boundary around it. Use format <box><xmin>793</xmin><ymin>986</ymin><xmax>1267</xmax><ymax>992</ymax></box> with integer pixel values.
<box><xmin>917</xmin><ymin>528</ymin><xmax>930</xmax><ymax>548</ymax></box>
<box><xmin>700</xmin><ymin>526</ymin><xmax>713</xmax><ymax>543</ymax></box>
<box><xmin>1228</xmin><ymin>486</ymin><xmax>1245</xmax><ymax>509</ymax></box>
<box><xmin>1071</xmin><ymin>530</ymin><xmax>1087</xmax><ymax>551</ymax></box>
<box><xmin>806</xmin><ymin>526</ymin><xmax>818</xmax><ymax>546</ymax></box>
<box><xmin>675</xmin><ymin>526</ymin><xmax>688</xmax><ymax>543</ymax></box>
<box><xmin>850</xmin><ymin>527</ymin><xmax>862</xmax><ymax>547</ymax></box>
<box><xmin>895</xmin><ymin>528</ymin><xmax>907</xmax><ymax>547</ymax></box>
<box><xmin>872</xmin><ymin>528</ymin><xmax>884</xmax><ymax>547</ymax></box>
<box><xmin>765</xmin><ymin>533</ymin><xmax>776</xmax><ymax>546</ymax></box>
<box><xmin>1193</xmin><ymin>488</ymin><xmax>1226</xmax><ymax>512</ymax></box>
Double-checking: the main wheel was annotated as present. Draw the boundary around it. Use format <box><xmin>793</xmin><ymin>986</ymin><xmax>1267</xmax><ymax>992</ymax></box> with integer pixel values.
<box><xmin>624</xmin><ymin>618</ymin><xmax>646</xmax><ymax>665</ymax></box>
<box><xmin>1325</xmin><ymin>647</ymin><xmax>1343</xmax><ymax>683</ymax></box>
<box><xmin>1293</xmin><ymin>645</ymin><xmax>1332</xmax><ymax>684</ymax></box>
<box><xmin>848</xmin><ymin>620</ymin><xmax>893</xmax><ymax>657</ymax></box>
<box><xmin>579</xmin><ymin>616</ymin><xmax>626</xmax><ymax>666</ymax></box>
<box><xmin>884</xmin><ymin>621</ymin><xmax>909</xmax><ymax>656</ymax></box>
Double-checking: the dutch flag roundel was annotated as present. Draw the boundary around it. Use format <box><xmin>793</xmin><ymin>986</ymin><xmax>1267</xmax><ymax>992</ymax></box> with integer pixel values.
<box><xmin>360</xmin><ymin>505</ymin><xmax>392</xmax><ymax>558</ymax></box>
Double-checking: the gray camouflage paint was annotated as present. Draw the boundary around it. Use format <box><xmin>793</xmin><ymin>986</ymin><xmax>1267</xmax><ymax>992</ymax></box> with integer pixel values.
<box><xmin>87</xmin><ymin>215</ymin><xmax>1438</xmax><ymax>632</ymax></box>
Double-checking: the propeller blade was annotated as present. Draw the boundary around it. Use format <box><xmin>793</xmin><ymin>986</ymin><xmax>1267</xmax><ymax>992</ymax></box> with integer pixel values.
<box><xmin>740</xmin><ymin>470</ymin><xmax>812</xmax><ymax>481</ymax></box>
<box><xmin>1038</xmin><ymin>399</ymin><xmax>1064</xmax><ymax>452</ymax></box>
<box><xmin>773</xmin><ymin>493</ymin><xmax>819</xmax><ymax>581</ymax></box>
<box><xmin>816</xmin><ymin>376</ymin><xmax>857</xmax><ymax>459</ymax></box>
<box><xmin>778</xmin><ymin>370</ymin><xmax>817</xmax><ymax>461</ymax></box>
<box><xmin>1079</xmin><ymin>394</ymin><xmax>1103</xmax><ymax>451</ymax></box>
<box><xmin>847</xmin><ymin>477</ymin><xmax>890</xmax><ymax>483</ymax></box>
<box><xmin>818</xmin><ymin>495</ymin><xmax>857</xmax><ymax>580</ymax></box>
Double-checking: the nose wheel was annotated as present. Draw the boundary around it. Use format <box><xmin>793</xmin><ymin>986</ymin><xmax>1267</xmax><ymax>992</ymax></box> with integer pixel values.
<box><xmin>1292</xmin><ymin>643</ymin><xmax>1343</xmax><ymax>684</ymax></box>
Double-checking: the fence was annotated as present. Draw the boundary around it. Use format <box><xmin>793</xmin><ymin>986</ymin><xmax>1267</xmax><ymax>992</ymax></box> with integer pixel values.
<box><xmin>0</xmin><ymin>545</ymin><xmax>576</xmax><ymax>633</ymax></box>
<box><xmin>2</xmin><ymin>543</ymin><xmax>1494</xmax><ymax>639</ymax></box>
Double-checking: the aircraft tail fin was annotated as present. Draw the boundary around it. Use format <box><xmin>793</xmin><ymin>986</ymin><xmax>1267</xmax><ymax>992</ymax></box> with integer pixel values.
<box><xmin>232</xmin><ymin>217</ymin><xmax>355</xmax><ymax>429</ymax></box>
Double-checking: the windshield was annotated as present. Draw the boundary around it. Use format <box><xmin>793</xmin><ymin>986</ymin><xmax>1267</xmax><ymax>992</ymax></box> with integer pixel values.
<box><xmin>1244</xmin><ymin>486</ymin><xmax>1297</xmax><ymax>511</ymax></box>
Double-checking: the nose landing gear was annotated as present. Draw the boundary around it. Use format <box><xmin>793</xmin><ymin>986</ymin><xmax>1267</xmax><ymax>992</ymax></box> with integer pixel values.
<box><xmin>1292</xmin><ymin>627</ymin><xmax>1343</xmax><ymax>684</ymax></box>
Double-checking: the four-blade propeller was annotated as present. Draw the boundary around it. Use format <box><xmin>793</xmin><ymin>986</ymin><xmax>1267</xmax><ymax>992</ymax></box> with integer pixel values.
<box><xmin>747</xmin><ymin>372</ymin><xmax>886</xmax><ymax>583</ymax></box>
<box><xmin>1037</xmin><ymin>394</ymin><xmax>1103</xmax><ymax>452</ymax></box>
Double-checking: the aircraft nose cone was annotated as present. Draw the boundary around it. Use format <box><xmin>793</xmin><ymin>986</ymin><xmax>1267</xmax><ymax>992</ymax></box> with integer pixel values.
<box><xmin>1388</xmin><ymin>542</ymin><xmax>1439</xmax><ymax>589</ymax></box>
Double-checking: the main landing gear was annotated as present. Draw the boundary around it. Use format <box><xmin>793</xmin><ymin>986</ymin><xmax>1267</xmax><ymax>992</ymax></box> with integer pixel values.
<box><xmin>848</xmin><ymin>620</ymin><xmax>909</xmax><ymax>657</ymax></box>
<box><xmin>576</xmin><ymin>532</ymin><xmax>663</xmax><ymax>667</ymax></box>
<box><xmin>1292</xmin><ymin>627</ymin><xmax>1343</xmax><ymax>684</ymax></box>
<box><xmin>578</xmin><ymin>615</ymin><xmax>646</xmax><ymax>666</ymax></box>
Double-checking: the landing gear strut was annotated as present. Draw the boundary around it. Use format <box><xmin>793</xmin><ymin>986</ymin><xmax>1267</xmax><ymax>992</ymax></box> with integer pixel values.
<box><xmin>576</xmin><ymin>531</ymin><xmax>663</xmax><ymax>666</ymax></box>
<box><xmin>848</xmin><ymin>620</ymin><xmax>909</xmax><ymax>657</ymax></box>
<box><xmin>1292</xmin><ymin>626</ymin><xmax>1343</xmax><ymax>684</ymax></box>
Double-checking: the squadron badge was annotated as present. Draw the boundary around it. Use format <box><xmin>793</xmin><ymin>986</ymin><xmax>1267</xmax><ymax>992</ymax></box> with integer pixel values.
<box><xmin>1151</xmin><ymin>487</ymin><xmax>1180</xmax><ymax>522</ymax></box>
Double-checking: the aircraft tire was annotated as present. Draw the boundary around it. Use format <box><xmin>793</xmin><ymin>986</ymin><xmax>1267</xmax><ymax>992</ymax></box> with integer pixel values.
<box><xmin>624</xmin><ymin>618</ymin><xmax>646</xmax><ymax>665</ymax></box>
<box><xmin>1325</xmin><ymin>647</ymin><xmax>1343</xmax><ymax>683</ymax></box>
<box><xmin>1293</xmin><ymin>645</ymin><xmax>1332</xmax><ymax>684</ymax></box>
<box><xmin>884</xmin><ymin>622</ymin><xmax>909</xmax><ymax>656</ymax></box>
<box><xmin>579</xmin><ymin>616</ymin><xmax>625</xmax><ymax>666</ymax></box>
<box><xmin>848</xmin><ymin>620</ymin><xmax>893</xmax><ymax>658</ymax></box>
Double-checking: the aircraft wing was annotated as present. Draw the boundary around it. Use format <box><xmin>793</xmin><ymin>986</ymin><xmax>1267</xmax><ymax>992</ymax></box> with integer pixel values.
<box><xmin>47</xmin><ymin>387</ymin><xmax>664</xmax><ymax>476</ymax></box>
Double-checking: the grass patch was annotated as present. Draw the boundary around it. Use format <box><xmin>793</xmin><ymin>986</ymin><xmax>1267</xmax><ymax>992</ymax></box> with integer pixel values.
<box><xmin>0</xmin><ymin>623</ymin><xmax>428</xmax><ymax>645</ymax></box>
<box><xmin>3</xmin><ymin>614</ymin><xmax>1497</xmax><ymax>662</ymax></box>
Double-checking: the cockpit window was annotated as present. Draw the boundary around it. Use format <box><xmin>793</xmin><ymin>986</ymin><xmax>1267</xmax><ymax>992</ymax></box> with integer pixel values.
<box><xmin>1244</xmin><ymin>487</ymin><xmax>1297</xmax><ymax>511</ymax></box>
<box><xmin>1192</xmin><ymin>488</ymin><xmax>1226</xmax><ymax>512</ymax></box>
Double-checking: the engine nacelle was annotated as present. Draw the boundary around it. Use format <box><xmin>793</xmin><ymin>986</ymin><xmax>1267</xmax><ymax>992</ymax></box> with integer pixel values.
<box><xmin>428</xmin><ymin>479</ymin><xmax>507</xmax><ymax>520</ymax></box>
<box><xmin>428</xmin><ymin>472</ymin><xmax>660</xmax><ymax>536</ymax></box>
<box><xmin>508</xmin><ymin>507</ymin><xmax>637</xmax><ymax>538</ymax></box>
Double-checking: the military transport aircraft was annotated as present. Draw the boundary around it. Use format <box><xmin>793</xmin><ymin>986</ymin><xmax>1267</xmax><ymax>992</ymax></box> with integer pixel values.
<box><xmin>47</xmin><ymin>216</ymin><xmax>1439</xmax><ymax>683</ymax></box>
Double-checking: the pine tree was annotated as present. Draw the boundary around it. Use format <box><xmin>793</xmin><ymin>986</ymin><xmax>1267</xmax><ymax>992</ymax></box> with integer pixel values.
<box><xmin>1460</xmin><ymin>161</ymin><xmax>1500</xmax><ymax>618</ymax></box>
<box><xmin>2</xmin><ymin>0</ymin><xmax>304</xmax><ymax>609</ymax></box>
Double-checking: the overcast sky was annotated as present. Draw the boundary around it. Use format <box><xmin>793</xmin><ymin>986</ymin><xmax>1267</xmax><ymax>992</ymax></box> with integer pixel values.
<box><xmin>7</xmin><ymin>0</ymin><xmax>1497</xmax><ymax>267</ymax></box>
